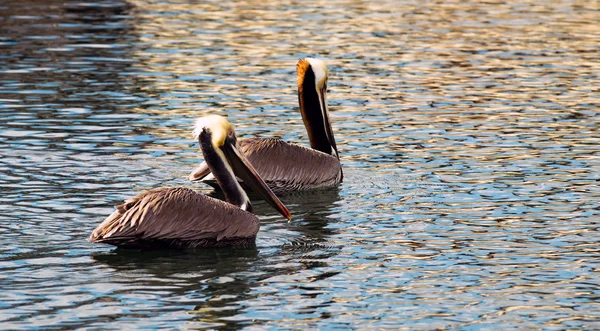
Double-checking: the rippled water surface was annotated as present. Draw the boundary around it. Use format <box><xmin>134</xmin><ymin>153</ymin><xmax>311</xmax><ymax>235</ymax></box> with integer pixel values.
<box><xmin>1</xmin><ymin>0</ymin><xmax>599</xmax><ymax>329</ymax></box>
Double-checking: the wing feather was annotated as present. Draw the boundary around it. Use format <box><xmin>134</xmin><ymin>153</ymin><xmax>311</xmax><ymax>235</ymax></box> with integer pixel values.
<box><xmin>239</xmin><ymin>138</ymin><xmax>342</xmax><ymax>192</ymax></box>
<box><xmin>89</xmin><ymin>187</ymin><xmax>259</xmax><ymax>248</ymax></box>
<box><xmin>189</xmin><ymin>138</ymin><xmax>341</xmax><ymax>193</ymax></box>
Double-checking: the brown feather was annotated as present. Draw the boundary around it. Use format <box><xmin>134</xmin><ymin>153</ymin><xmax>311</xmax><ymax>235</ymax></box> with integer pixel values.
<box><xmin>191</xmin><ymin>138</ymin><xmax>342</xmax><ymax>194</ymax></box>
<box><xmin>239</xmin><ymin>137</ymin><xmax>342</xmax><ymax>193</ymax></box>
<box><xmin>89</xmin><ymin>187</ymin><xmax>259</xmax><ymax>249</ymax></box>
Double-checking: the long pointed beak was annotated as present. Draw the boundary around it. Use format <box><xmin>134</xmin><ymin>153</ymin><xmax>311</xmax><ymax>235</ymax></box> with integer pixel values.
<box><xmin>320</xmin><ymin>84</ymin><xmax>339</xmax><ymax>159</ymax></box>
<box><xmin>222</xmin><ymin>140</ymin><xmax>291</xmax><ymax>220</ymax></box>
<box><xmin>188</xmin><ymin>162</ymin><xmax>211</xmax><ymax>182</ymax></box>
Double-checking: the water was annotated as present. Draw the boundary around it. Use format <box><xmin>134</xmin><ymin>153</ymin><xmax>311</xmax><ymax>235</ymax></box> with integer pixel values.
<box><xmin>1</xmin><ymin>0</ymin><xmax>599</xmax><ymax>329</ymax></box>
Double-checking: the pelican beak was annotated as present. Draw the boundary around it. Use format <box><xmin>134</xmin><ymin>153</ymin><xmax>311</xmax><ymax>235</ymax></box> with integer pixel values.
<box><xmin>188</xmin><ymin>162</ymin><xmax>210</xmax><ymax>182</ymax></box>
<box><xmin>222</xmin><ymin>140</ymin><xmax>291</xmax><ymax>220</ymax></box>
<box><xmin>319</xmin><ymin>83</ymin><xmax>339</xmax><ymax>159</ymax></box>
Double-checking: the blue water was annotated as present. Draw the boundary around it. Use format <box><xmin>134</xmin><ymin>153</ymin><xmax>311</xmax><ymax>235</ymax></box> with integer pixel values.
<box><xmin>1</xmin><ymin>0</ymin><xmax>599</xmax><ymax>329</ymax></box>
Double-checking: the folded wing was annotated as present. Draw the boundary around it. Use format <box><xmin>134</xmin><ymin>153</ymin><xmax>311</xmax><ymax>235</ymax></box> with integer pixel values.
<box><xmin>89</xmin><ymin>187</ymin><xmax>259</xmax><ymax>248</ymax></box>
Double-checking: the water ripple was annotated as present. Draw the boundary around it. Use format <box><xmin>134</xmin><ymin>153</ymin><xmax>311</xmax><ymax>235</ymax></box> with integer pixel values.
<box><xmin>0</xmin><ymin>0</ymin><xmax>599</xmax><ymax>329</ymax></box>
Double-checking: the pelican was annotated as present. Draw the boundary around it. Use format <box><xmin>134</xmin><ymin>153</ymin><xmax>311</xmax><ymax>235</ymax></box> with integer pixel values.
<box><xmin>89</xmin><ymin>115</ymin><xmax>291</xmax><ymax>249</ymax></box>
<box><xmin>188</xmin><ymin>58</ymin><xmax>342</xmax><ymax>194</ymax></box>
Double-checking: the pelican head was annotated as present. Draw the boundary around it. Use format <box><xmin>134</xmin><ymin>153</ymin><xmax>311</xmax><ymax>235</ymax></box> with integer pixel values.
<box><xmin>193</xmin><ymin>115</ymin><xmax>291</xmax><ymax>219</ymax></box>
<box><xmin>298</xmin><ymin>58</ymin><xmax>328</xmax><ymax>93</ymax></box>
<box><xmin>297</xmin><ymin>58</ymin><xmax>339</xmax><ymax>159</ymax></box>
<box><xmin>193</xmin><ymin>115</ymin><xmax>234</xmax><ymax>149</ymax></box>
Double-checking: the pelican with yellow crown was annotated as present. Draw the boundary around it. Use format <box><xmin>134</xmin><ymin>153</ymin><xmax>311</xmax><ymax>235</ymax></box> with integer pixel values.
<box><xmin>188</xmin><ymin>58</ymin><xmax>343</xmax><ymax>194</ymax></box>
<box><xmin>89</xmin><ymin>115</ymin><xmax>291</xmax><ymax>249</ymax></box>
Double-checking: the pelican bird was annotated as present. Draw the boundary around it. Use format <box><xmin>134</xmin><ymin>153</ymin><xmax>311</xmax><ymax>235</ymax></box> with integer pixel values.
<box><xmin>189</xmin><ymin>58</ymin><xmax>342</xmax><ymax>194</ymax></box>
<box><xmin>89</xmin><ymin>115</ymin><xmax>291</xmax><ymax>249</ymax></box>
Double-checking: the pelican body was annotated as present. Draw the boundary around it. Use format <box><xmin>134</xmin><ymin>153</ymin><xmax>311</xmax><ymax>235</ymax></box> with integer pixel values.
<box><xmin>89</xmin><ymin>115</ymin><xmax>291</xmax><ymax>250</ymax></box>
<box><xmin>189</xmin><ymin>58</ymin><xmax>342</xmax><ymax>194</ymax></box>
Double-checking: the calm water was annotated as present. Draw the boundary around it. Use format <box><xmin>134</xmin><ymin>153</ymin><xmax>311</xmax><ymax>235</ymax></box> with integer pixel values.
<box><xmin>1</xmin><ymin>0</ymin><xmax>599</xmax><ymax>329</ymax></box>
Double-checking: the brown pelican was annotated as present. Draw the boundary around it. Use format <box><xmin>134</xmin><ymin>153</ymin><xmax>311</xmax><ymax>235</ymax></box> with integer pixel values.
<box><xmin>188</xmin><ymin>58</ymin><xmax>342</xmax><ymax>194</ymax></box>
<box><xmin>89</xmin><ymin>115</ymin><xmax>291</xmax><ymax>249</ymax></box>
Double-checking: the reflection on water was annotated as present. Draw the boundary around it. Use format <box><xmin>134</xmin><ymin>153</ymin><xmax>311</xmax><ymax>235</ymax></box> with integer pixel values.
<box><xmin>1</xmin><ymin>0</ymin><xmax>599</xmax><ymax>329</ymax></box>
<box><xmin>92</xmin><ymin>248</ymin><xmax>261</xmax><ymax>328</ymax></box>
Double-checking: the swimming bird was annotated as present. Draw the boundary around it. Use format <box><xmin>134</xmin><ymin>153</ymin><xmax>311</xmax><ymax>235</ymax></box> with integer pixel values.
<box><xmin>188</xmin><ymin>58</ymin><xmax>342</xmax><ymax>194</ymax></box>
<box><xmin>89</xmin><ymin>115</ymin><xmax>291</xmax><ymax>249</ymax></box>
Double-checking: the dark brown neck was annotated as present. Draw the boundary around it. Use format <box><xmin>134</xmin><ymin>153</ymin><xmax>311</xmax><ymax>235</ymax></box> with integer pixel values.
<box><xmin>199</xmin><ymin>131</ymin><xmax>251</xmax><ymax>211</ymax></box>
<box><xmin>298</xmin><ymin>67</ymin><xmax>335</xmax><ymax>156</ymax></box>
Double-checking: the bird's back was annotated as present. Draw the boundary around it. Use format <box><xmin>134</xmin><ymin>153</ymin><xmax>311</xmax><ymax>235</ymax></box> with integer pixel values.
<box><xmin>239</xmin><ymin>138</ymin><xmax>342</xmax><ymax>193</ymax></box>
<box><xmin>89</xmin><ymin>187</ymin><xmax>259</xmax><ymax>249</ymax></box>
